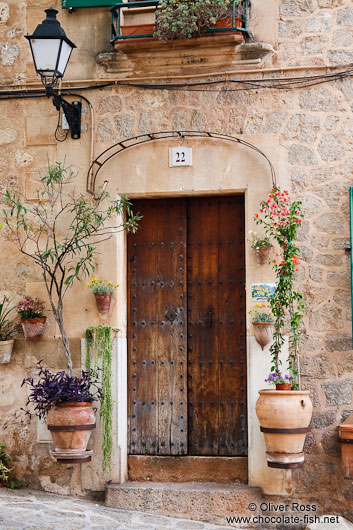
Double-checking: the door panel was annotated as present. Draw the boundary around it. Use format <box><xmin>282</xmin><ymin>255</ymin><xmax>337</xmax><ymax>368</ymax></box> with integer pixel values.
<box><xmin>128</xmin><ymin>199</ymin><xmax>187</xmax><ymax>455</ymax></box>
<box><xmin>127</xmin><ymin>196</ymin><xmax>247</xmax><ymax>456</ymax></box>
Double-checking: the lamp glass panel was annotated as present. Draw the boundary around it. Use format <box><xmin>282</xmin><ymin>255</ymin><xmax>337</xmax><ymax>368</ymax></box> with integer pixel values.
<box><xmin>30</xmin><ymin>38</ymin><xmax>61</xmax><ymax>73</ymax></box>
<box><xmin>57</xmin><ymin>41</ymin><xmax>73</xmax><ymax>76</ymax></box>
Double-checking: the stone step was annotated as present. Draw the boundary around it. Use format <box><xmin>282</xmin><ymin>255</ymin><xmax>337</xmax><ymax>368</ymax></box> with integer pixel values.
<box><xmin>128</xmin><ymin>456</ymin><xmax>248</xmax><ymax>484</ymax></box>
<box><xmin>105</xmin><ymin>481</ymin><xmax>263</xmax><ymax>527</ymax></box>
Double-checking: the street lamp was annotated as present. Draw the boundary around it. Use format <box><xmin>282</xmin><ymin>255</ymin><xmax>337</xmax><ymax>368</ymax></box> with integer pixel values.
<box><xmin>25</xmin><ymin>8</ymin><xmax>81</xmax><ymax>140</ymax></box>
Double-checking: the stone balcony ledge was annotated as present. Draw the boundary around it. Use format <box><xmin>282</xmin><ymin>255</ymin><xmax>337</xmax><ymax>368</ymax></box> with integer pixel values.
<box><xmin>96</xmin><ymin>36</ymin><xmax>275</xmax><ymax>79</ymax></box>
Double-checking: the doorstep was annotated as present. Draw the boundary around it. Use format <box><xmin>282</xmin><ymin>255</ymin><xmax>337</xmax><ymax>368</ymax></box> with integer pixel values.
<box><xmin>105</xmin><ymin>481</ymin><xmax>263</xmax><ymax>527</ymax></box>
<box><xmin>128</xmin><ymin>455</ymin><xmax>248</xmax><ymax>484</ymax></box>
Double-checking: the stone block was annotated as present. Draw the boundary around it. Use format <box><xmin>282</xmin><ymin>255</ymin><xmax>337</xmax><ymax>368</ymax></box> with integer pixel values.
<box><xmin>300</xmin><ymin>355</ymin><xmax>332</xmax><ymax>378</ymax></box>
<box><xmin>318</xmin><ymin>135</ymin><xmax>344</xmax><ymax>162</ymax></box>
<box><xmin>288</xmin><ymin>144</ymin><xmax>317</xmax><ymax>166</ymax></box>
<box><xmin>97</xmin><ymin>118</ymin><xmax>116</xmax><ymax>143</ymax></box>
<box><xmin>306</xmin><ymin>12</ymin><xmax>332</xmax><ymax>32</ymax></box>
<box><xmin>299</xmin><ymin>87</ymin><xmax>345</xmax><ymax>111</ymax></box>
<box><xmin>1</xmin><ymin>43</ymin><xmax>18</xmax><ymax>65</ymax></box>
<box><xmin>308</xmin><ymin>266</ymin><xmax>323</xmax><ymax>283</ymax></box>
<box><xmin>327</xmin><ymin>271</ymin><xmax>350</xmax><ymax>287</ymax></box>
<box><xmin>298</xmin><ymin>246</ymin><xmax>313</xmax><ymax>263</ymax></box>
<box><xmin>279</xmin><ymin>0</ymin><xmax>314</xmax><ymax>17</ymax></box>
<box><xmin>333</xmin><ymin>29</ymin><xmax>353</xmax><ymax>47</ymax></box>
<box><xmin>285</xmin><ymin>114</ymin><xmax>320</xmax><ymax>143</ymax></box>
<box><xmin>278</xmin><ymin>20</ymin><xmax>303</xmax><ymax>39</ymax></box>
<box><xmin>310</xmin><ymin>411</ymin><xmax>336</xmax><ymax>429</ymax></box>
<box><xmin>15</xmin><ymin>150</ymin><xmax>33</xmax><ymax>167</ymax></box>
<box><xmin>329</xmin><ymin>49</ymin><xmax>353</xmax><ymax>65</ymax></box>
<box><xmin>333</xmin><ymin>290</ymin><xmax>351</xmax><ymax>308</ymax></box>
<box><xmin>314</xmin><ymin>213</ymin><xmax>345</xmax><ymax>234</ymax></box>
<box><xmin>138</xmin><ymin>112</ymin><xmax>152</xmax><ymax>135</ymax></box>
<box><xmin>304</xmin><ymin>433</ymin><xmax>319</xmax><ymax>454</ymax></box>
<box><xmin>321</xmin><ymin>380</ymin><xmax>353</xmax><ymax>406</ymax></box>
<box><xmin>301</xmin><ymin>195</ymin><xmax>322</xmax><ymax>218</ymax></box>
<box><xmin>291</xmin><ymin>167</ymin><xmax>306</xmax><ymax>193</ymax></box>
<box><xmin>325</xmin><ymin>333</ymin><xmax>352</xmax><ymax>352</ymax></box>
<box><xmin>0</xmin><ymin>127</ymin><xmax>17</xmax><ymax>145</ymax></box>
<box><xmin>309</xmin><ymin>304</ymin><xmax>343</xmax><ymax>331</ymax></box>
<box><xmin>313</xmin><ymin>182</ymin><xmax>342</xmax><ymax>209</ymax></box>
<box><xmin>98</xmin><ymin>95</ymin><xmax>122</xmax><ymax>115</ymax></box>
<box><xmin>315</xmin><ymin>254</ymin><xmax>342</xmax><ymax>267</ymax></box>
<box><xmin>0</xmin><ymin>3</ymin><xmax>9</xmax><ymax>24</ymax></box>
<box><xmin>321</xmin><ymin>430</ymin><xmax>340</xmax><ymax>458</ymax></box>
<box><xmin>335</xmin><ymin>352</ymin><xmax>353</xmax><ymax>378</ymax></box>
<box><xmin>310</xmin><ymin>235</ymin><xmax>329</xmax><ymax>250</ymax></box>
<box><xmin>302</xmin><ymin>36</ymin><xmax>327</xmax><ymax>56</ymax></box>
<box><xmin>324</xmin><ymin>115</ymin><xmax>340</xmax><ymax>131</ymax></box>
<box><xmin>113</xmin><ymin>114</ymin><xmax>135</xmax><ymax>141</ymax></box>
<box><xmin>337</xmin><ymin>8</ymin><xmax>353</xmax><ymax>27</ymax></box>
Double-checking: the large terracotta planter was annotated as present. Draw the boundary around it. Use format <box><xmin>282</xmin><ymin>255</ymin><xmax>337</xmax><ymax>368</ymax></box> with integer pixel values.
<box><xmin>121</xmin><ymin>23</ymin><xmax>156</xmax><ymax>41</ymax></box>
<box><xmin>256</xmin><ymin>389</ymin><xmax>313</xmax><ymax>468</ymax></box>
<box><xmin>94</xmin><ymin>292</ymin><xmax>113</xmax><ymax>313</ymax></box>
<box><xmin>254</xmin><ymin>245</ymin><xmax>272</xmax><ymax>264</ymax></box>
<box><xmin>21</xmin><ymin>317</ymin><xmax>46</xmax><ymax>342</ymax></box>
<box><xmin>339</xmin><ymin>413</ymin><xmax>353</xmax><ymax>478</ymax></box>
<box><xmin>252</xmin><ymin>321</ymin><xmax>274</xmax><ymax>350</ymax></box>
<box><xmin>0</xmin><ymin>340</ymin><xmax>14</xmax><ymax>363</ymax></box>
<box><xmin>47</xmin><ymin>402</ymin><xmax>96</xmax><ymax>463</ymax></box>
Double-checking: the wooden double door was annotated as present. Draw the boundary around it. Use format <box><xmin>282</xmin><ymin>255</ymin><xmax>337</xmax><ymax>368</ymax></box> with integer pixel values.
<box><xmin>127</xmin><ymin>196</ymin><xmax>247</xmax><ymax>456</ymax></box>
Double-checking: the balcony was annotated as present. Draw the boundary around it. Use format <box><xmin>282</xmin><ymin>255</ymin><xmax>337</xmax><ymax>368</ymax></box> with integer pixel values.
<box><xmin>110</xmin><ymin>0</ymin><xmax>249</xmax><ymax>44</ymax></box>
<box><xmin>96</xmin><ymin>0</ymin><xmax>275</xmax><ymax>78</ymax></box>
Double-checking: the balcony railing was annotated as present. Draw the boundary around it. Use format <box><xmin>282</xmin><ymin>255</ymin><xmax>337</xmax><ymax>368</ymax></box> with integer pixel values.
<box><xmin>110</xmin><ymin>0</ymin><xmax>249</xmax><ymax>43</ymax></box>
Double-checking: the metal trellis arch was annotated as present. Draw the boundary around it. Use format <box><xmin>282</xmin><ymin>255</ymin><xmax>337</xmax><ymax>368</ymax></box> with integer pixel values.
<box><xmin>86</xmin><ymin>130</ymin><xmax>277</xmax><ymax>195</ymax></box>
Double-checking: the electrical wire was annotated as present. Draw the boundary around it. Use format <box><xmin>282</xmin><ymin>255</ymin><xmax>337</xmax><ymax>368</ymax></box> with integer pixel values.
<box><xmin>0</xmin><ymin>65</ymin><xmax>353</xmax><ymax>99</ymax></box>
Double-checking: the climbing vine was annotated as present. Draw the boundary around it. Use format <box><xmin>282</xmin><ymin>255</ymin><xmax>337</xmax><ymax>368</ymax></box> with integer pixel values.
<box><xmin>85</xmin><ymin>325</ymin><xmax>113</xmax><ymax>473</ymax></box>
<box><xmin>255</xmin><ymin>187</ymin><xmax>306</xmax><ymax>389</ymax></box>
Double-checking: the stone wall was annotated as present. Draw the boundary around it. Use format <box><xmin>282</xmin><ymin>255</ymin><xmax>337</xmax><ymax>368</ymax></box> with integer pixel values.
<box><xmin>0</xmin><ymin>0</ymin><xmax>353</xmax><ymax>518</ymax></box>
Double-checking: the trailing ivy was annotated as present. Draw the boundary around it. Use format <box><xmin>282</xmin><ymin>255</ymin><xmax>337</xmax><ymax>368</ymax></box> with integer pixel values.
<box><xmin>86</xmin><ymin>325</ymin><xmax>113</xmax><ymax>473</ymax></box>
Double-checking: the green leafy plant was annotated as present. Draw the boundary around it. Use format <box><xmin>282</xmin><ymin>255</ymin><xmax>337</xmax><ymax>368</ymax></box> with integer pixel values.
<box><xmin>17</xmin><ymin>297</ymin><xmax>45</xmax><ymax>319</ymax></box>
<box><xmin>255</xmin><ymin>187</ymin><xmax>306</xmax><ymax>389</ymax></box>
<box><xmin>248</xmin><ymin>230</ymin><xmax>272</xmax><ymax>249</ymax></box>
<box><xmin>0</xmin><ymin>444</ymin><xmax>22</xmax><ymax>489</ymax></box>
<box><xmin>87</xmin><ymin>278</ymin><xmax>118</xmax><ymax>294</ymax></box>
<box><xmin>0</xmin><ymin>296</ymin><xmax>20</xmax><ymax>341</ymax></box>
<box><xmin>154</xmin><ymin>0</ymin><xmax>241</xmax><ymax>42</ymax></box>
<box><xmin>0</xmin><ymin>163</ymin><xmax>140</xmax><ymax>375</ymax></box>
<box><xmin>85</xmin><ymin>325</ymin><xmax>113</xmax><ymax>473</ymax></box>
<box><xmin>249</xmin><ymin>303</ymin><xmax>274</xmax><ymax>323</ymax></box>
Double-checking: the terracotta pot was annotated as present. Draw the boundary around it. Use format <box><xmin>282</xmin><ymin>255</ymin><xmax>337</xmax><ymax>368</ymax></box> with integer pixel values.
<box><xmin>256</xmin><ymin>389</ymin><xmax>313</xmax><ymax>468</ymax></box>
<box><xmin>339</xmin><ymin>413</ymin><xmax>353</xmax><ymax>478</ymax></box>
<box><xmin>252</xmin><ymin>321</ymin><xmax>274</xmax><ymax>350</ymax></box>
<box><xmin>254</xmin><ymin>245</ymin><xmax>272</xmax><ymax>264</ymax></box>
<box><xmin>121</xmin><ymin>23</ymin><xmax>156</xmax><ymax>41</ymax></box>
<box><xmin>215</xmin><ymin>16</ymin><xmax>242</xmax><ymax>34</ymax></box>
<box><xmin>276</xmin><ymin>384</ymin><xmax>291</xmax><ymax>391</ymax></box>
<box><xmin>0</xmin><ymin>340</ymin><xmax>14</xmax><ymax>363</ymax></box>
<box><xmin>21</xmin><ymin>317</ymin><xmax>46</xmax><ymax>342</ymax></box>
<box><xmin>94</xmin><ymin>292</ymin><xmax>113</xmax><ymax>313</ymax></box>
<box><xmin>47</xmin><ymin>402</ymin><xmax>96</xmax><ymax>463</ymax></box>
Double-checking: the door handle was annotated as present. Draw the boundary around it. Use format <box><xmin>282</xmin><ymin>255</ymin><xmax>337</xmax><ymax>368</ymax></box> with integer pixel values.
<box><xmin>207</xmin><ymin>309</ymin><xmax>214</xmax><ymax>327</ymax></box>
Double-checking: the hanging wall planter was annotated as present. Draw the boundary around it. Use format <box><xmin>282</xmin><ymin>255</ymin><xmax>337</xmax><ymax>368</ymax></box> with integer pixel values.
<box><xmin>255</xmin><ymin>245</ymin><xmax>272</xmax><ymax>265</ymax></box>
<box><xmin>87</xmin><ymin>278</ymin><xmax>118</xmax><ymax>314</ymax></box>
<box><xmin>0</xmin><ymin>340</ymin><xmax>14</xmax><ymax>364</ymax></box>
<box><xmin>94</xmin><ymin>292</ymin><xmax>113</xmax><ymax>314</ymax></box>
<box><xmin>21</xmin><ymin>317</ymin><xmax>46</xmax><ymax>342</ymax></box>
<box><xmin>256</xmin><ymin>389</ymin><xmax>312</xmax><ymax>469</ymax></box>
<box><xmin>252</xmin><ymin>321</ymin><xmax>274</xmax><ymax>350</ymax></box>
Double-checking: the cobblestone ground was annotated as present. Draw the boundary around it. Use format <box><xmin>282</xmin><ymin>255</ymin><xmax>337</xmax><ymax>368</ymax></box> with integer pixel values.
<box><xmin>0</xmin><ymin>488</ymin><xmax>233</xmax><ymax>530</ymax></box>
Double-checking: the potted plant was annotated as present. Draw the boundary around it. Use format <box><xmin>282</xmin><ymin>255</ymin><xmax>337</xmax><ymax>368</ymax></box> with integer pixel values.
<box><xmin>0</xmin><ymin>296</ymin><xmax>20</xmax><ymax>363</ymax></box>
<box><xmin>22</xmin><ymin>362</ymin><xmax>102</xmax><ymax>463</ymax></box>
<box><xmin>1</xmin><ymin>163</ymin><xmax>140</xmax><ymax>464</ymax></box>
<box><xmin>248</xmin><ymin>230</ymin><xmax>273</xmax><ymax>264</ymax></box>
<box><xmin>248</xmin><ymin>303</ymin><xmax>274</xmax><ymax>350</ymax></box>
<box><xmin>154</xmin><ymin>0</ymin><xmax>242</xmax><ymax>42</ymax></box>
<box><xmin>253</xmin><ymin>187</ymin><xmax>312</xmax><ymax>469</ymax></box>
<box><xmin>87</xmin><ymin>278</ymin><xmax>118</xmax><ymax>314</ymax></box>
<box><xmin>1</xmin><ymin>162</ymin><xmax>140</xmax><ymax>376</ymax></box>
<box><xmin>17</xmin><ymin>297</ymin><xmax>46</xmax><ymax>342</ymax></box>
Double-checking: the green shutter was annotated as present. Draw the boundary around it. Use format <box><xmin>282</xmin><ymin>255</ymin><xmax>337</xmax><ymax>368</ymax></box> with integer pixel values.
<box><xmin>62</xmin><ymin>0</ymin><xmax>116</xmax><ymax>8</ymax></box>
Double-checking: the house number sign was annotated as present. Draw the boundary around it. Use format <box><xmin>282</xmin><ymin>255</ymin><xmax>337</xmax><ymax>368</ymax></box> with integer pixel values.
<box><xmin>169</xmin><ymin>147</ymin><xmax>193</xmax><ymax>167</ymax></box>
